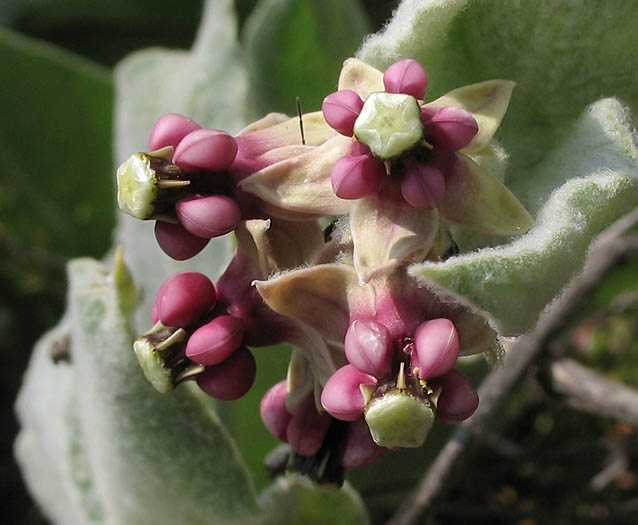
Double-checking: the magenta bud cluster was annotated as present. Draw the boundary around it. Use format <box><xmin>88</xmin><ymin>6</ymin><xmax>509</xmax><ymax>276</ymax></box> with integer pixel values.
<box><xmin>321</xmin><ymin>59</ymin><xmax>478</xmax><ymax>210</ymax></box>
<box><xmin>321</xmin><ymin>316</ymin><xmax>478</xmax><ymax>424</ymax></box>
<box><xmin>151</xmin><ymin>271</ymin><xmax>256</xmax><ymax>401</ymax></box>
<box><xmin>148</xmin><ymin>113</ymin><xmax>243</xmax><ymax>261</ymax></box>
<box><xmin>260</xmin><ymin>381</ymin><xmax>386</xmax><ymax>468</ymax></box>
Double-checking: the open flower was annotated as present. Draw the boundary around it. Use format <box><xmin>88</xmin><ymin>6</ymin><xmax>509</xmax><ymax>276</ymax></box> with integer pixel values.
<box><xmin>116</xmin><ymin>110</ymin><xmax>337</xmax><ymax>259</ymax></box>
<box><xmin>256</xmin><ymin>262</ymin><xmax>494</xmax><ymax>448</ymax></box>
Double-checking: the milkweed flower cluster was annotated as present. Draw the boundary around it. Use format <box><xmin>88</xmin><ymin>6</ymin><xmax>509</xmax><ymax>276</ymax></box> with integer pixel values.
<box><xmin>116</xmin><ymin>58</ymin><xmax>534</xmax><ymax>481</ymax></box>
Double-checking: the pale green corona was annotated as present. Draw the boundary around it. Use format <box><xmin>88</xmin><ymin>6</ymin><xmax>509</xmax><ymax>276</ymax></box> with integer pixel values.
<box><xmin>133</xmin><ymin>338</ymin><xmax>173</xmax><ymax>393</ymax></box>
<box><xmin>353</xmin><ymin>92</ymin><xmax>423</xmax><ymax>160</ymax></box>
<box><xmin>116</xmin><ymin>153</ymin><xmax>159</xmax><ymax>220</ymax></box>
<box><xmin>364</xmin><ymin>390</ymin><xmax>435</xmax><ymax>448</ymax></box>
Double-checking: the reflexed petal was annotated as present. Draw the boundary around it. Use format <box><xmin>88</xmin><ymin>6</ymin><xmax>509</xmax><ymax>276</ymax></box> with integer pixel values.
<box><xmin>337</xmin><ymin>58</ymin><xmax>384</xmax><ymax>100</ymax></box>
<box><xmin>350</xmin><ymin>187</ymin><xmax>439</xmax><ymax>282</ymax></box>
<box><xmin>236</xmin><ymin>218</ymin><xmax>324</xmax><ymax>277</ymax></box>
<box><xmin>240</xmin><ymin>135</ymin><xmax>353</xmax><ymax>216</ymax></box>
<box><xmin>255</xmin><ymin>264</ymin><xmax>367</xmax><ymax>345</ymax></box>
<box><xmin>439</xmin><ymin>154</ymin><xmax>534</xmax><ymax>236</ymax></box>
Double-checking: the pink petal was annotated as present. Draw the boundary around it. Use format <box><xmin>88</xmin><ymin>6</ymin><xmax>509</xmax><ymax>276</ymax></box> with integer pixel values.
<box><xmin>344</xmin><ymin>319</ymin><xmax>394</xmax><ymax>378</ymax></box>
<box><xmin>154</xmin><ymin>221</ymin><xmax>209</xmax><ymax>260</ymax></box>
<box><xmin>155</xmin><ymin>272</ymin><xmax>216</xmax><ymax>328</ymax></box>
<box><xmin>185</xmin><ymin>315</ymin><xmax>245</xmax><ymax>366</ymax></box>
<box><xmin>148</xmin><ymin>113</ymin><xmax>201</xmax><ymax>150</ymax></box>
<box><xmin>424</xmin><ymin>105</ymin><xmax>478</xmax><ymax>151</ymax></box>
<box><xmin>173</xmin><ymin>129</ymin><xmax>238</xmax><ymax>172</ymax></box>
<box><xmin>196</xmin><ymin>346</ymin><xmax>256</xmax><ymax>401</ymax></box>
<box><xmin>322</xmin><ymin>90</ymin><xmax>364</xmax><ymax>136</ymax></box>
<box><xmin>340</xmin><ymin>417</ymin><xmax>387</xmax><ymax>469</ymax></box>
<box><xmin>331</xmin><ymin>154</ymin><xmax>385</xmax><ymax>199</ymax></box>
<box><xmin>260</xmin><ymin>380</ymin><xmax>292</xmax><ymax>442</ymax></box>
<box><xmin>383</xmin><ymin>59</ymin><xmax>427</xmax><ymax>100</ymax></box>
<box><xmin>412</xmin><ymin>318</ymin><xmax>460</xmax><ymax>379</ymax></box>
<box><xmin>286</xmin><ymin>395</ymin><xmax>331</xmax><ymax>456</ymax></box>
<box><xmin>432</xmin><ymin>369</ymin><xmax>479</xmax><ymax>423</ymax></box>
<box><xmin>400</xmin><ymin>159</ymin><xmax>445</xmax><ymax>210</ymax></box>
<box><xmin>176</xmin><ymin>194</ymin><xmax>241</xmax><ymax>239</ymax></box>
<box><xmin>321</xmin><ymin>365</ymin><xmax>377</xmax><ymax>421</ymax></box>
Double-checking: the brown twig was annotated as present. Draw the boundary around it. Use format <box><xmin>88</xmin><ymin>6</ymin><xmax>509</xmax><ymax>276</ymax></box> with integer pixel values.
<box><xmin>387</xmin><ymin>209</ymin><xmax>638</xmax><ymax>525</ymax></box>
<box><xmin>550</xmin><ymin>357</ymin><xmax>638</xmax><ymax>426</ymax></box>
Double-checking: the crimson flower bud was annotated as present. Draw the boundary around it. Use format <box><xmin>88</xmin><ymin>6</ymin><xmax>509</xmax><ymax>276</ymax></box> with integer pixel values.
<box><xmin>155</xmin><ymin>272</ymin><xmax>216</xmax><ymax>328</ymax></box>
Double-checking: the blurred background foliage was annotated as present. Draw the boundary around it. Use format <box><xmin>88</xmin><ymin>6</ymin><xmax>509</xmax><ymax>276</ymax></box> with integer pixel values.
<box><xmin>1</xmin><ymin>1</ymin><xmax>637</xmax><ymax>524</ymax></box>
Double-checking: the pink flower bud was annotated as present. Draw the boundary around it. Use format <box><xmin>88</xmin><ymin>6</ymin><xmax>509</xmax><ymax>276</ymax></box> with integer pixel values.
<box><xmin>383</xmin><ymin>59</ymin><xmax>427</xmax><ymax>100</ymax></box>
<box><xmin>185</xmin><ymin>315</ymin><xmax>245</xmax><ymax>366</ymax></box>
<box><xmin>322</xmin><ymin>90</ymin><xmax>364</xmax><ymax>136</ymax></box>
<box><xmin>344</xmin><ymin>320</ymin><xmax>393</xmax><ymax>378</ymax></box>
<box><xmin>154</xmin><ymin>221</ymin><xmax>209</xmax><ymax>260</ymax></box>
<box><xmin>321</xmin><ymin>365</ymin><xmax>377</xmax><ymax>422</ymax></box>
<box><xmin>148</xmin><ymin>113</ymin><xmax>201</xmax><ymax>150</ymax></box>
<box><xmin>172</xmin><ymin>129</ymin><xmax>238</xmax><ymax>172</ymax></box>
<box><xmin>196</xmin><ymin>346</ymin><xmax>256</xmax><ymax>401</ymax></box>
<box><xmin>151</xmin><ymin>301</ymin><xmax>159</xmax><ymax>324</ymax></box>
<box><xmin>155</xmin><ymin>272</ymin><xmax>216</xmax><ymax>328</ymax></box>
<box><xmin>340</xmin><ymin>417</ymin><xmax>387</xmax><ymax>469</ymax></box>
<box><xmin>412</xmin><ymin>318</ymin><xmax>460</xmax><ymax>380</ymax></box>
<box><xmin>331</xmin><ymin>154</ymin><xmax>385</xmax><ymax>200</ymax></box>
<box><xmin>424</xmin><ymin>105</ymin><xmax>478</xmax><ymax>151</ymax></box>
<box><xmin>432</xmin><ymin>369</ymin><xmax>479</xmax><ymax>423</ymax></box>
<box><xmin>176</xmin><ymin>194</ymin><xmax>241</xmax><ymax>239</ymax></box>
<box><xmin>286</xmin><ymin>395</ymin><xmax>331</xmax><ymax>456</ymax></box>
<box><xmin>260</xmin><ymin>380</ymin><xmax>292</xmax><ymax>442</ymax></box>
<box><xmin>400</xmin><ymin>159</ymin><xmax>445</xmax><ymax>210</ymax></box>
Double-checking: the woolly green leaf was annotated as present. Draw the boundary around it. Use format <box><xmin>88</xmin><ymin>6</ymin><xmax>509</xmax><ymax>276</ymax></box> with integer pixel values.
<box><xmin>260</xmin><ymin>475</ymin><xmax>370</xmax><ymax>525</ymax></box>
<box><xmin>15</xmin><ymin>321</ymin><xmax>105</xmax><ymax>525</ymax></box>
<box><xmin>410</xmin><ymin>99</ymin><xmax>638</xmax><ymax>336</ymax></box>
<box><xmin>69</xmin><ymin>256</ymin><xmax>259</xmax><ymax>523</ymax></box>
<box><xmin>243</xmin><ymin>0</ymin><xmax>370</xmax><ymax>114</ymax></box>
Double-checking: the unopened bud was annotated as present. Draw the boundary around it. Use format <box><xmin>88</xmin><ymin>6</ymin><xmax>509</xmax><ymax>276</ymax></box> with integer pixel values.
<box><xmin>383</xmin><ymin>59</ymin><xmax>427</xmax><ymax>100</ymax></box>
<box><xmin>155</xmin><ymin>272</ymin><xmax>216</xmax><ymax>328</ymax></box>
<box><xmin>412</xmin><ymin>318</ymin><xmax>460</xmax><ymax>379</ymax></box>
<box><xmin>424</xmin><ymin>105</ymin><xmax>478</xmax><ymax>151</ymax></box>
<box><xmin>400</xmin><ymin>159</ymin><xmax>445</xmax><ymax>210</ymax></box>
<box><xmin>322</xmin><ymin>90</ymin><xmax>364</xmax><ymax>136</ymax></box>
<box><xmin>344</xmin><ymin>319</ymin><xmax>393</xmax><ymax>378</ymax></box>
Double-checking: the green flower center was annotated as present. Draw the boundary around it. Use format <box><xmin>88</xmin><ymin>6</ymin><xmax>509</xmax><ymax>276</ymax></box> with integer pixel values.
<box><xmin>116</xmin><ymin>153</ymin><xmax>159</xmax><ymax>220</ymax></box>
<box><xmin>364</xmin><ymin>389</ymin><xmax>435</xmax><ymax>448</ymax></box>
<box><xmin>353</xmin><ymin>92</ymin><xmax>423</xmax><ymax>160</ymax></box>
